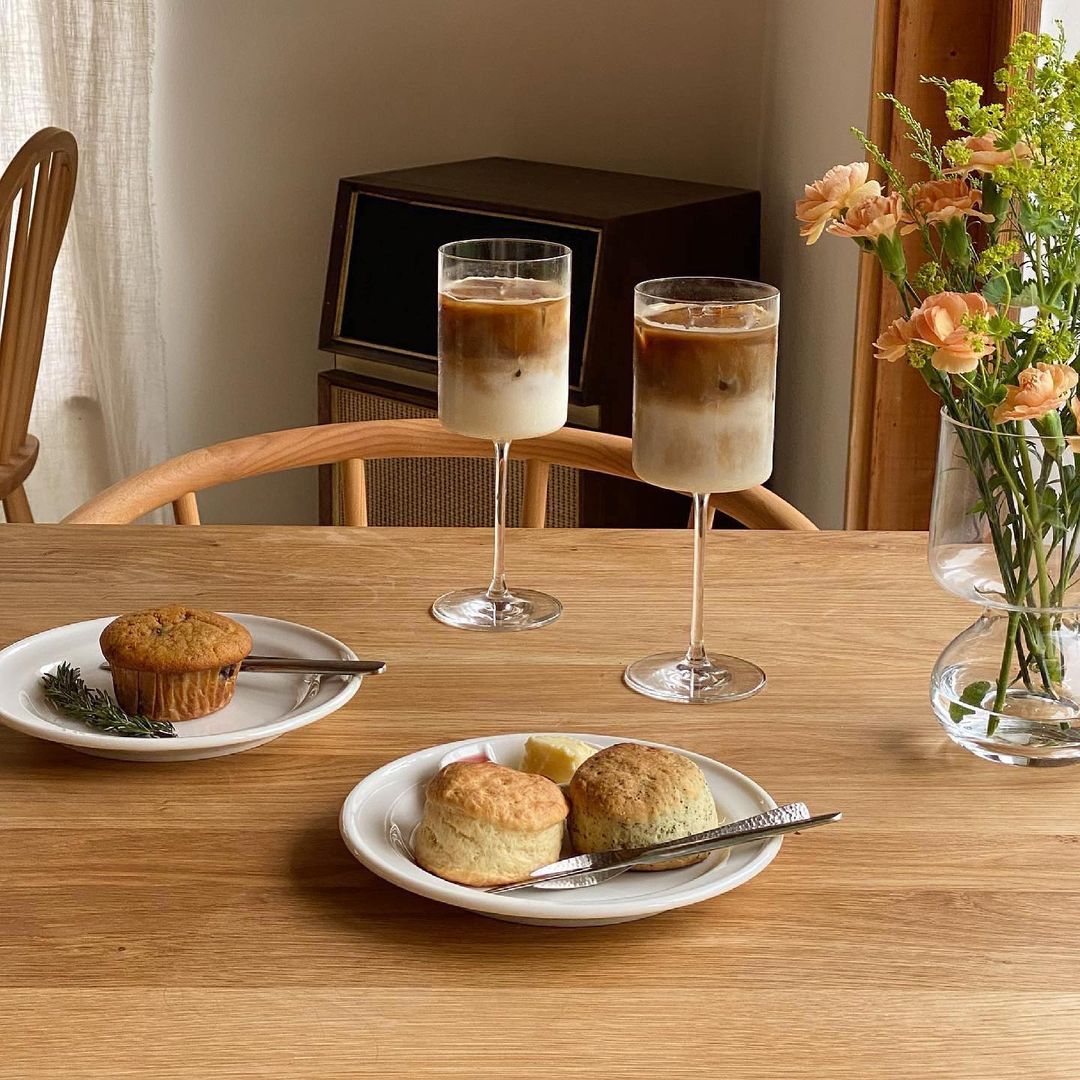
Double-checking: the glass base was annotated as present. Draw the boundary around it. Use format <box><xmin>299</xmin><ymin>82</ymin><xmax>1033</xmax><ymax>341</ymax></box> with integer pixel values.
<box><xmin>931</xmin><ymin>613</ymin><xmax>1080</xmax><ymax>766</ymax></box>
<box><xmin>623</xmin><ymin>651</ymin><xmax>765</xmax><ymax>704</ymax></box>
<box><xmin>431</xmin><ymin>588</ymin><xmax>562</xmax><ymax>632</ymax></box>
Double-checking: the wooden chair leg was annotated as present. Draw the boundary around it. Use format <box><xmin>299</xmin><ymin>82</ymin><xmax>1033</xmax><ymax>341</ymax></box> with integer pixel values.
<box><xmin>172</xmin><ymin>492</ymin><xmax>201</xmax><ymax>525</ymax></box>
<box><xmin>522</xmin><ymin>459</ymin><xmax>549</xmax><ymax>528</ymax></box>
<box><xmin>342</xmin><ymin>458</ymin><xmax>367</xmax><ymax>526</ymax></box>
<box><xmin>2</xmin><ymin>485</ymin><xmax>33</xmax><ymax>523</ymax></box>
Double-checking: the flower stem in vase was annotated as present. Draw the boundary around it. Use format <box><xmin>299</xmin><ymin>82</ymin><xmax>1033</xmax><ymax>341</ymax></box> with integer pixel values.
<box><xmin>991</xmin><ymin>610</ymin><xmax>1020</xmax><ymax>728</ymax></box>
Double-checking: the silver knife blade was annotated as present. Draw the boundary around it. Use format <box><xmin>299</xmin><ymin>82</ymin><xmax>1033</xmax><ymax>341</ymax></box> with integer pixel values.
<box><xmin>101</xmin><ymin>655</ymin><xmax>386</xmax><ymax>676</ymax></box>
<box><xmin>535</xmin><ymin>802</ymin><xmax>810</xmax><ymax>880</ymax></box>
<box><xmin>489</xmin><ymin>805</ymin><xmax>841</xmax><ymax>894</ymax></box>
<box><xmin>238</xmin><ymin>656</ymin><xmax>386</xmax><ymax>675</ymax></box>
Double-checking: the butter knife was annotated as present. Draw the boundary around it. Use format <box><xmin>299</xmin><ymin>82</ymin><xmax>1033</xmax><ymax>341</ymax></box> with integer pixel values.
<box><xmin>102</xmin><ymin>656</ymin><xmax>386</xmax><ymax>676</ymax></box>
<box><xmin>237</xmin><ymin>656</ymin><xmax>386</xmax><ymax>675</ymax></box>
<box><xmin>488</xmin><ymin>803</ymin><xmax>840</xmax><ymax>893</ymax></box>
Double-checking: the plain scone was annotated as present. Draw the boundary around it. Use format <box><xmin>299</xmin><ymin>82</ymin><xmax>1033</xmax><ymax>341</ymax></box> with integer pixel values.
<box><xmin>568</xmin><ymin>743</ymin><xmax>719</xmax><ymax>870</ymax></box>
<box><xmin>413</xmin><ymin>761</ymin><xmax>568</xmax><ymax>887</ymax></box>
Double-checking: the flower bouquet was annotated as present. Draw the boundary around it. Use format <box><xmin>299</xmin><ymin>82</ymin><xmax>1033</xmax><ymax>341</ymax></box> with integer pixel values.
<box><xmin>798</xmin><ymin>28</ymin><xmax>1080</xmax><ymax>765</ymax></box>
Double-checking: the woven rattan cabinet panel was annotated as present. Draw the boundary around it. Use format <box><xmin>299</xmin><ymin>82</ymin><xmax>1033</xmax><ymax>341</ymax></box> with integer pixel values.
<box><xmin>327</xmin><ymin>385</ymin><xmax>579</xmax><ymax>527</ymax></box>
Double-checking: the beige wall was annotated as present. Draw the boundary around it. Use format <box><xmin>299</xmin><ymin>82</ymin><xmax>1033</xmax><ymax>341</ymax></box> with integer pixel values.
<box><xmin>153</xmin><ymin>0</ymin><xmax>872</xmax><ymax>526</ymax></box>
<box><xmin>1044</xmin><ymin>1</ymin><xmax>1080</xmax><ymax>48</ymax></box>
<box><xmin>760</xmin><ymin>0</ymin><xmax>875</xmax><ymax>527</ymax></box>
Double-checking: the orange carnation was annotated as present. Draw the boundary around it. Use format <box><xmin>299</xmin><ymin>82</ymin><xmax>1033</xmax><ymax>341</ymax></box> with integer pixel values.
<box><xmin>944</xmin><ymin>132</ymin><xmax>1033</xmax><ymax>176</ymax></box>
<box><xmin>874</xmin><ymin>316</ymin><xmax>917</xmax><ymax>363</ymax></box>
<box><xmin>908</xmin><ymin>292</ymin><xmax>996</xmax><ymax>374</ymax></box>
<box><xmin>993</xmin><ymin>364</ymin><xmax>1079</xmax><ymax>425</ymax></box>
<box><xmin>830</xmin><ymin>193</ymin><xmax>915</xmax><ymax>242</ymax></box>
<box><xmin>794</xmin><ymin>163</ymin><xmax>881</xmax><ymax>245</ymax></box>
<box><xmin>909</xmin><ymin>178</ymin><xmax>994</xmax><ymax>226</ymax></box>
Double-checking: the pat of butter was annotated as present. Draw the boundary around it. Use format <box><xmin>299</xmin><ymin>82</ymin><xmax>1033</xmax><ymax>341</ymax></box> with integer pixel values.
<box><xmin>521</xmin><ymin>735</ymin><xmax>597</xmax><ymax>784</ymax></box>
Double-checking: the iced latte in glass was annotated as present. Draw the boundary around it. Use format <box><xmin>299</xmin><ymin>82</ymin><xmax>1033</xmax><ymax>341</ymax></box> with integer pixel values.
<box><xmin>431</xmin><ymin>239</ymin><xmax>571</xmax><ymax>632</ymax></box>
<box><xmin>625</xmin><ymin>277</ymin><xmax>779</xmax><ymax>705</ymax></box>
<box><xmin>632</xmin><ymin>300</ymin><xmax>777</xmax><ymax>495</ymax></box>
<box><xmin>438</xmin><ymin>276</ymin><xmax>569</xmax><ymax>442</ymax></box>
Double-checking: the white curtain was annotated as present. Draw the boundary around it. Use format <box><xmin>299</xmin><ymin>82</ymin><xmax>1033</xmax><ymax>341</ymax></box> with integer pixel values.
<box><xmin>0</xmin><ymin>0</ymin><xmax>166</xmax><ymax>521</ymax></box>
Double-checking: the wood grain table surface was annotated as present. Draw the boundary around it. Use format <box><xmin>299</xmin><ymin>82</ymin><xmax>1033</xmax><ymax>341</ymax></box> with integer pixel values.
<box><xmin>1</xmin><ymin>525</ymin><xmax>1077</xmax><ymax>1079</ymax></box>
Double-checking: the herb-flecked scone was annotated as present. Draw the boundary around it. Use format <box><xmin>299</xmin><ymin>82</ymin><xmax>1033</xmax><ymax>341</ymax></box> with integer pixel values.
<box><xmin>567</xmin><ymin>743</ymin><xmax>719</xmax><ymax>871</ymax></box>
<box><xmin>99</xmin><ymin>606</ymin><xmax>252</xmax><ymax>721</ymax></box>
<box><xmin>413</xmin><ymin>761</ymin><xmax>568</xmax><ymax>887</ymax></box>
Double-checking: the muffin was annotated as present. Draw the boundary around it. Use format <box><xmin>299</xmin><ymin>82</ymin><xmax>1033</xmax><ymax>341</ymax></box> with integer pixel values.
<box><xmin>413</xmin><ymin>761</ymin><xmax>568</xmax><ymax>887</ymax></box>
<box><xmin>568</xmin><ymin>743</ymin><xmax>719</xmax><ymax>870</ymax></box>
<box><xmin>99</xmin><ymin>606</ymin><xmax>252</xmax><ymax>721</ymax></box>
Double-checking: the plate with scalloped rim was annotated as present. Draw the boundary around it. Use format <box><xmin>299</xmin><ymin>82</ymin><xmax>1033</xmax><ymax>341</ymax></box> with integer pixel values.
<box><xmin>339</xmin><ymin>732</ymin><xmax>784</xmax><ymax>927</ymax></box>
<box><xmin>0</xmin><ymin>614</ymin><xmax>363</xmax><ymax>761</ymax></box>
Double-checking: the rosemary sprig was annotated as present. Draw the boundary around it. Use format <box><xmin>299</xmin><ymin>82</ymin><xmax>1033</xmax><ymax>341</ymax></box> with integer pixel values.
<box><xmin>41</xmin><ymin>663</ymin><xmax>177</xmax><ymax>739</ymax></box>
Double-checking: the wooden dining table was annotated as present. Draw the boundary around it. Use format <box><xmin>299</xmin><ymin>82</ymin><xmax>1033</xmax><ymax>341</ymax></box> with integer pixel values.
<box><xmin>1</xmin><ymin>524</ymin><xmax>1077</xmax><ymax>1079</ymax></box>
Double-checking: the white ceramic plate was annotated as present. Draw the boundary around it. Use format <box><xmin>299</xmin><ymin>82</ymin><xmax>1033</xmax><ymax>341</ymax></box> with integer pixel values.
<box><xmin>0</xmin><ymin>614</ymin><xmax>362</xmax><ymax>761</ymax></box>
<box><xmin>339</xmin><ymin>733</ymin><xmax>782</xmax><ymax>927</ymax></box>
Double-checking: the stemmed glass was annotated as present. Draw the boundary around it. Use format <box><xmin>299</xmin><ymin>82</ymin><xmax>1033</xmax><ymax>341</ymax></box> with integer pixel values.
<box><xmin>624</xmin><ymin>277</ymin><xmax>779</xmax><ymax>702</ymax></box>
<box><xmin>431</xmin><ymin>238</ymin><xmax>571</xmax><ymax>631</ymax></box>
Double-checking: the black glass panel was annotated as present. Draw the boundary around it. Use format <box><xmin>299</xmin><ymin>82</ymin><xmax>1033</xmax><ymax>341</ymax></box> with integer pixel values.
<box><xmin>338</xmin><ymin>193</ymin><xmax>599</xmax><ymax>387</ymax></box>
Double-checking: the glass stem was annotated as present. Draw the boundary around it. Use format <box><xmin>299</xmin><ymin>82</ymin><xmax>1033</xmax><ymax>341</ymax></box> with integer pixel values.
<box><xmin>685</xmin><ymin>492</ymin><xmax>709</xmax><ymax>667</ymax></box>
<box><xmin>486</xmin><ymin>440</ymin><xmax>511</xmax><ymax>602</ymax></box>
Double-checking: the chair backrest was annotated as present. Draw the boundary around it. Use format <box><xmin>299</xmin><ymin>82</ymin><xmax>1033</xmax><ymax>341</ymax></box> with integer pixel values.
<box><xmin>63</xmin><ymin>417</ymin><xmax>818</xmax><ymax>531</ymax></box>
<box><xmin>0</xmin><ymin>128</ymin><xmax>78</xmax><ymax>505</ymax></box>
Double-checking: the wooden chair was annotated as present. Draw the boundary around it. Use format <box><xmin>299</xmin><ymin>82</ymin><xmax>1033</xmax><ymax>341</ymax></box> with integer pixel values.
<box><xmin>62</xmin><ymin>417</ymin><xmax>817</xmax><ymax>530</ymax></box>
<box><xmin>0</xmin><ymin>128</ymin><xmax>78</xmax><ymax>523</ymax></box>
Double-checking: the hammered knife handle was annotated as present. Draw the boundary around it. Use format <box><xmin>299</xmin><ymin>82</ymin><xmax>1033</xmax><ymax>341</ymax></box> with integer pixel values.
<box><xmin>589</xmin><ymin>801</ymin><xmax>814</xmax><ymax>872</ymax></box>
<box><xmin>520</xmin><ymin>801</ymin><xmax>815</xmax><ymax>884</ymax></box>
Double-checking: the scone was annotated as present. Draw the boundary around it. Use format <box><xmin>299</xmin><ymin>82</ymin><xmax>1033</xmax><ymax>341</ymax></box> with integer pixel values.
<box><xmin>568</xmin><ymin>743</ymin><xmax>719</xmax><ymax>871</ymax></box>
<box><xmin>413</xmin><ymin>761</ymin><xmax>568</xmax><ymax>887</ymax></box>
<box><xmin>99</xmin><ymin>605</ymin><xmax>252</xmax><ymax>721</ymax></box>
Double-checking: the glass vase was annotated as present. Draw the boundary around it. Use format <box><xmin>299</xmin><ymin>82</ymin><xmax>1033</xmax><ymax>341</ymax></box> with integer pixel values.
<box><xmin>929</xmin><ymin>411</ymin><xmax>1080</xmax><ymax>765</ymax></box>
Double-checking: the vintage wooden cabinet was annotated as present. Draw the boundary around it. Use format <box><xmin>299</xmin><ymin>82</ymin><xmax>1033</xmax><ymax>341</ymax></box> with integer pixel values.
<box><xmin>318</xmin><ymin>156</ymin><xmax>760</xmax><ymax>526</ymax></box>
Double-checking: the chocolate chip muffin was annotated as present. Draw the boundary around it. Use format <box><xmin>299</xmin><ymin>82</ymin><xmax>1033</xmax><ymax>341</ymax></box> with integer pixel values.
<box><xmin>99</xmin><ymin>606</ymin><xmax>252</xmax><ymax>721</ymax></box>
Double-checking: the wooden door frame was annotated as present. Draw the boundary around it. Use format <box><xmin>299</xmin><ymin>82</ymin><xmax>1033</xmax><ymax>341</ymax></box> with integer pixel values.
<box><xmin>845</xmin><ymin>0</ymin><xmax>1043</xmax><ymax>530</ymax></box>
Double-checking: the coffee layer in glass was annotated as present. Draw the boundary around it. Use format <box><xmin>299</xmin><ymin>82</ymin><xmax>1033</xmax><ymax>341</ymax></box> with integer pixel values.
<box><xmin>438</xmin><ymin>276</ymin><xmax>569</xmax><ymax>442</ymax></box>
<box><xmin>632</xmin><ymin>301</ymin><xmax>777</xmax><ymax>495</ymax></box>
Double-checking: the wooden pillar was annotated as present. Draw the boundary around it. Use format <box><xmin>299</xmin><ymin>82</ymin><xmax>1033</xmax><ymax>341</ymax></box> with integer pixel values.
<box><xmin>846</xmin><ymin>0</ymin><xmax>1042</xmax><ymax>530</ymax></box>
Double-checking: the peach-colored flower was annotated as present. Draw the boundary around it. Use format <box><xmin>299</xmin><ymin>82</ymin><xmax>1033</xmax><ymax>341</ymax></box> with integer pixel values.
<box><xmin>874</xmin><ymin>316</ymin><xmax>917</xmax><ymax>363</ymax></box>
<box><xmin>909</xmin><ymin>178</ymin><xmax>994</xmax><ymax>225</ymax></box>
<box><xmin>794</xmin><ymin>162</ymin><xmax>881</xmax><ymax>245</ymax></box>
<box><xmin>909</xmin><ymin>292</ymin><xmax>996</xmax><ymax>374</ymax></box>
<box><xmin>944</xmin><ymin>132</ymin><xmax>1033</xmax><ymax>175</ymax></box>
<box><xmin>829</xmin><ymin>193</ymin><xmax>916</xmax><ymax>241</ymax></box>
<box><xmin>993</xmin><ymin>363</ymin><xmax>1079</xmax><ymax>424</ymax></box>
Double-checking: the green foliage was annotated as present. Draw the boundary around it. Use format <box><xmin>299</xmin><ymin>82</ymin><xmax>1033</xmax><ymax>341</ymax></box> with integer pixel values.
<box><xmin>850</xmin><ymin>126</ymin><xmax>909</xmax><ymax>196</ymax></box>
<box><xmin>881</xmin><ymin>92</ymin><xmax>945</xmax><ymax>177</ymax></box>
<box><xmin>907</xmin><ymin>341</ymin><xmax>933</xmax><ymax>370</ymax></box>
<box><xmin>913</xmin><ymin>261</ymin><xmax>948</xmax><ymax>295</ymax></box>
<box><xmin>949</xmin><ymin>681</ymin><xmax>992</xmax><ymax>724</ymax></box>
<box><xmin>987</xmin><ymin>310</ymin><xmax>1021</xmax><ymax>341</ymax></box>
<box><xmin>1029</xmin><ymin>313</ymin><xmax>1079</xmax><ymax>363</ymax></box>
<box><xmin>975</xmin><ymin>239</ymin><xmax>1020</xmax><ymax>280</ymax></box>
